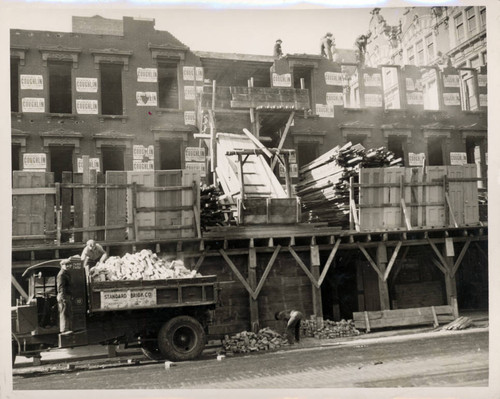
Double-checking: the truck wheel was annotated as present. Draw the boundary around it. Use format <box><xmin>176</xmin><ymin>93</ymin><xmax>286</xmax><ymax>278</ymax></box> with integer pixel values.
<box><xmin>140</xmin><ymin>343</ymin><xmax>164</xmax><ymax>361</ymax></box>
<box><xmin>157</xmin><ymin>316</ymin><xmax>206</xmax><ymax>362</ymax></box>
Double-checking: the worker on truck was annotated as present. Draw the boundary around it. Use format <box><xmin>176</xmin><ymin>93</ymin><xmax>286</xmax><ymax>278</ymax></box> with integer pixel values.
<box><xmin>81</xmin><ymin>239</ymin><xmax>108</xmax><ymax>275</ymax></box>
<box><xmin>57</xmin><ymin>259</ymin><xmax>72</xmax><ymax>334</ymax></box>
<box><xmin>275</xmin><ymin>309</ymin><xmax>304</xmax><ymax>344</ymax></box>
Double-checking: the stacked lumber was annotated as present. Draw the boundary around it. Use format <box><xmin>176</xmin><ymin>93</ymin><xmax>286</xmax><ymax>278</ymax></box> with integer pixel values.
<box><xmin>90</xmin><ymin>249</ymin><xmax>200</xmax><ymax>282</ymax></box>
<box><xmin>439</xmin><ymin>316</ymin><xmax>473</xmax><ymax>331</ymax></box>
<box><xmin>301</xmin><ymin>319</ymin><xmax>360</xmax><ymax>339</ymax></box>
<box><xmin>200</xmin><ymin>184</ymin><xmax>228</xmax><ymax>231</ymax></box>
<box><xmin>296</xmin><ymin>142</ymin><xmax>402</xmax><ymax>226</ymax></box>
<box><xmin>221</xmin><ymin>327</ymin><xmax>289</xmax><ymax>354</ymax></box>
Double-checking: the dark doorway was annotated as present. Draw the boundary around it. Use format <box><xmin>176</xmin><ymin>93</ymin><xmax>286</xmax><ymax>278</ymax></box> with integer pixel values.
<box><xmin>50</xmin><ymin>146</ymin><xmax>73</xmax><ymax>183</ymax></box>
<box><xmin>12</xmin><ymin>145</ymin><xmax>21</xmax><ymax>172</ymax></box>
<box><xmin>101</xmin><ymin>146</ymin><xmax>125</xmax><ymax>173</ymax></box>
<box><xmin>387</xmin><ymin>136</ymin><xmax>406</xmax><ymax>165</ymax></box>
<box><xmin>297</xmin><ymin>142</ymin><xmax>318</xmax><ymax>169</ymax></box>
<box><xmin>158</xmin><ymin>63</ymin><xmax>179</xmax><ymax>109</ymax></box>
<box><xmin>101</xmin><ymin>64</ymin><xmax>123</xmax><ymax>115</ymax></box>
<box><xmin>49</xmin><ymin>61</ymin><xmax>72</xmax><ymax>114</ymax></box>
<box><xmin>427</xmin><ymin>138</ymin><xmax>444</xmax><ymax>165</ymax></box>
<box><xmin>159</xmin><ymin>140</ymin><xmax>182</xmax><ymax>170</ymax></box>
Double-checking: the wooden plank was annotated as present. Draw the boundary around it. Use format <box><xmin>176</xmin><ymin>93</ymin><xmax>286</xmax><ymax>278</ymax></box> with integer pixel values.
<box><xmin>431</xmin><ymin>306</ymin><xmax>439</xmax><ymax>328</ymax></box>
<box><xmin>82</xmin><ymin>156</ymin><xmax>91</xmax><ymax>242</ymax></box>
<box><xmin>61</xmin><ymin>172</ymin><xmax>72</xmax><ymax>243</ymax></box>
<box><xmin>248</xmin><ymin>246</ymin><xmax>259</xmax><ymax>332</ymax></box>
<box><xmin>317</xmin><ymin>238</ymin><xmax>341</xmax><ymax>287</ymax></box>
<box><xmin>270</xmin><ymin>111</ymin><xmax>295</xmax><ymax>170</ymax></box>
<box><xmin>12</xmin><ymin>274</ymin><xmax>29</xmax><ymax>300</ymax></box>
<box><xmin>106</xmin><ymin>171</ymin><xmax>129</xmax><ymax>241</ymax></box>
<box><xmin>287</xmin><ymin>246</ymin><xmax>319</xmax><ymax>288</ymax></box>
<box><xmin>427</xmin><ymin>239</ymin><xmax>448</xmax><ymax>269</ymax></box>
<box><xmin>156</xmin><ymin>171</ymin><xmax>182</xmax><ymax>240</ymax></box>
<box><xmin>310</xmin><ymin>245</ymin><xmax>323</xmax><ymax>320</ymax></box>
<box><xmin>431</xmin><ymin>257</ymin><xmax>448</xmax><ymax>275</ymax></box>
<box><xmin>445</xmin><ymin>192</ymin><xmax>459</xmax><ymax>228</ymax></box>
<box><xmin>451</xmin><ymin>237</ymin><xmax>471</xmax><ymax>277</ymax></box>
<box><xmin>11</xmin><ymin>187</ymin><xmax>57</xmax><ymax>195</ymax></box>
<box><xmin>253</xmin><ymin>245</ymin><xmax>281</xmax><ymax>300</ymax></box>
<box><xmin>357</xmin><ymin>243</ymin><xmax>384</xmax><ymax>280</ymax></box>
<box><xmin>96</xmin><ymin>173</ymin><xmax>106</xmax><ymax>241</ymax></box>
<box><xmin>219</xmin><ymin>249</ymin><xmax>254</xmax><ymax>297</ymax></box>
<box><xmin>383</xmin><ymin>241</ymin><xmax>402</xmax><ymax>282</ymax></box>
<box><xmin>242</xmin><ymin>128</ymin><xmax>272</xmax><ymax>158</ymax></box>
<box><xmin>73</xmin><ymin>173</ymin><xmax>83</xmax><ymax>243</ymax></box>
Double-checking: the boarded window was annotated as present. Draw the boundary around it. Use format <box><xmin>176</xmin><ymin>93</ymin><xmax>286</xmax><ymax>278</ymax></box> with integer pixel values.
<box><xmin>101</xmin><ymin>64</ymin><xmax>123</xmax><ymax>115</ymax></box>
<box><xmin>11</xmin><ymin>58</ymin><xmax>19</xmax><ymax>112</ymax></box>
<box><xmin>158</xmin><ymin>63</ymin><xmax>179</xmax><ymax>109</ymax></box>
<box><xmin>49</xmin><ymin>61</ymin><xmax>72</xmax><ymax>114</ymax></box>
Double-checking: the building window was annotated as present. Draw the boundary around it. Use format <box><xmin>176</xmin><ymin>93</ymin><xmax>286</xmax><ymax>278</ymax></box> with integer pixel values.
<box><xmin>416</xmin><ymin>40</ymin><xmax>424</xmax><ymax>66</ymax></box>
<box><xmin>297</xmin><ymin>142</ymin><xmax>319</xmax><ymax>169</ymax></box>
<box><xmin>455</xmin><ymin>13</ymin><xmax>465</xmax><ymax>43</ymax></box>
<box><xmin>422</xmin><ymin>69</ymin><xmax>439</xmax><ymax>110</ymax></box>
<box><xmin>482</xmin><ymin>51</ymin><xmax>487</xmax><ymax>65</ymax></box>
<box><xmin>11</xmin><ymin>58</ymin><xmax>19</xmax><ymax>113</ymax></box>
<box><xmin>427</xmin><ymin>138</ymin><xmax>444</xmax><ymax>165</ymax></box>
<box><xmin>407</xmin><ymin>46</ymin><xmax>415</xmax><ymax>65</ymax></box>
<box><xmin>101</xmin><ymin>146</ymin><xmax>125</xmax><ymax>173</ymax></box>
<box><xmin>49</xmin><ymin>61</ymin><xmax>72</xmax><ymax>114</ymax></box>
<box><xmin>382</xmin><ymin>67</ymin><xmax>400</xmax><ymax>110</ymax></box>
<box><xmin>466</xmin><ymin>7</ymin><xmax>477</xmax><ymax>35</ymax></box>
<box><xmin>460</xmin><ymin>71</ymin><xmax>478</xmax><ymax>111</ymax></box>
<box><xmin>387</xmin><ymin>136</ymin><xmax>405</xmax><ymax>165</ymax></box>
<box><xmin>12</xmin><ymin>145</ymin><xmax>21</xmax><ymax>171</ymax></box>
<box><xmin>50</xmin><ymin>145</ymin><xmax>74</xmax><ymax>183</ymax></box>
<box><xmin>480</xmin><ymin>7</ymin><xmax>486</xmax><ymax>26</ymax></box>
<box><xmin>293</xmin><ymin>66</ymin><xmax>313</xmax><ymax>111</ymax></box>
<box><xmin>470</xmin><ymin>56</ymin><xmax>482</xmax><ymax>70</ymax></box>
<box><xmin>101</xmin><ymin>64</ymin><xmax>123</xmax><ymax>115</ymax></box>
<box><xmin>159</xmin><ymin>140</ymin><xmax>182</xmax><ymax>169</ymax></box>
<box><xmin>158</xmin><ymin>63</ymin><xmax>179</xmax><ymax>109</ymax></box>
<box><xmin>425</xmin><ymin>35</ymin><xmax>435</xmax><ymax>62</ymax></box>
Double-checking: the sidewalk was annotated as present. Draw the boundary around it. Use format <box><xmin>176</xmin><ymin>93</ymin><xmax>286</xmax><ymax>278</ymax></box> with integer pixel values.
<box><xmin>13</xmin><ymin>310</ymin><xmax>488</xmax><ymax>370</ymax></box>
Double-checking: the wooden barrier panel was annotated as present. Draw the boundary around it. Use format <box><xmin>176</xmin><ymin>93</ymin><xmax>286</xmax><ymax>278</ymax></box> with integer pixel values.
<box><xmin>105</xmin><ymin>171</ymin><xmax>128</xmax><ymax>241</ymax></box>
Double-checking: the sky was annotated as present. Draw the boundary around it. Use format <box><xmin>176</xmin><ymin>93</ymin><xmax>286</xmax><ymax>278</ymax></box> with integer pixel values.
<box><xmin>3</xmin><ymin>5</ymin><xmax>407</xmax><ymax>55</ymax></box>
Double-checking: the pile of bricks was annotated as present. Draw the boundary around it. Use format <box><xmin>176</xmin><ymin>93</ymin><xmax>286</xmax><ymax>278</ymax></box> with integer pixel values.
<box><xmin>221</xmin><ymin>327</ymin><xmax>289</xmax><ymax>354</ymax></box>
<box><xmin>301</xmin><ymin>319</ymin><xmax>361</xmax><ymax>339</ymax></box>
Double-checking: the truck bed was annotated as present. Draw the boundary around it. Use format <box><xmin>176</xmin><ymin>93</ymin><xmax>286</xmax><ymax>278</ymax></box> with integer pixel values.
<box><xmin>89</xmin><ymin>275</ymin><xmax>218</xmax><ymax>312</ymax></box>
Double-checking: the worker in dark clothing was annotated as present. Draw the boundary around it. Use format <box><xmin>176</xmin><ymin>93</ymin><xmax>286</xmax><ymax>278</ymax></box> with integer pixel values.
<box><xmin>57</xmin><ymin>259</ymin><xmax>72</xmax><ymax>334</ymax></box>
<box><xmin>273</xmin><ymin>39</ymin><xmax>283</xmax><ymax>58</ymax></box>
<box><xmin>275</xmin><ymin>310</ymin><xmax>304</xmax><ymax>344</ymax></box>
<box><xmin>81</xmin><ymin>239</ymin><xmax>108</xmax><ymax>276</ymax></box>
<box><xmin>354</xmin><ymin>32</ymin><xmax>371</xmax><ymax>65</ymax></box>
<box><xmin>320</xmin><ymin>33</ymin><xmax>334</xmax><ymax>61</ymax></box>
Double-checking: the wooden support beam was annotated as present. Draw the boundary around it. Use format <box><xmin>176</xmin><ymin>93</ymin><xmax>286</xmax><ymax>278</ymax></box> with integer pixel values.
<box><xmin>451</xmin><ymin>238</ymin><xmax>471</xmax><ymax>277</ymax></box>
<box><xmin>310</xmin><ymin>244</ymin><xmax>323</xmax><ymax>321</ymax></box>
<box><xmin>242</xmin><ymin>128</ymin><xmax>273</xmax><ymax>158</ymax></box>
<box><xmin>248</xmin><ymin>246</ymin><xmax>259</xmax><ymax>332</ymax></box>
<box><xmin>317</xmin><ymin>238</ymin><xmax>341</xmax><ymax>287</ymax></box>
<box><xmin>383</xmin><ymin>241</ymin><xmax>402</xmax><ymax>282</ymax></box>
<box><xmin>271</xmin><ymin>111</ymin><xmax>295</xmax><ymax>170</ymax></box>
<box><xmin>194</xmin><ymin>251</ymin><xmax>207</xmax><ymax>273</ymax></box>
<box><xmin>445</xmin><ymin>192</ymin><xmax>459</xmax><ymax>228</ymax></box>
<box><xmin>287</xmin><ymin>246</ymin><xmax>319</xmax><ymax>288</ymax></box>
<box><xmin>252</xmin><ymin>245</ymin><xmax>281</xmax><ymax>300</ymax></box>
<box><xmin>219</xmin><ymin>249</ymin><xmax>254</xmax><ymax>296</ymax></box>
<box><xmin>427</xmin><ymin>239</ymin><xmax>448</xmax><ymax>270</ymax></box>
<box><xmin>474</xmin><ymin>242</ymin><xmax>488</xmax><ymax>262</ymax></box>
<box><xmin>377</xmin><ymin>243</ymin><xmax>391</xmax><ymax>310</ymax></box>
<box><xmin>431</xmin><ymin>257</ymin><xmax>448</xmax><ymax>275</ymax></box>
<box><xmin>357</xmin><ymin>243</ymin><xmax>384</xmax><ymax>280</ymax></box>
<box><xmin>12</xmin><ymin>274</ymin><xmax>29</xmax><ymax>300</ymax></box>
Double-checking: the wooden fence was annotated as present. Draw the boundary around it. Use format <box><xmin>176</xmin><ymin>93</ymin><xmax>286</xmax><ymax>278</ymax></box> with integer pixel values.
<box><xmin>12</xmin><ymin>169</ymin><xmax>201</xmax><ymax>247</ymax></box>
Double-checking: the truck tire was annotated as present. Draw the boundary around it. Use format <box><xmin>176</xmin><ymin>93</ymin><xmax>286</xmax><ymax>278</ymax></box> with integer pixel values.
<box><xmin>157</xmin><ymin>316</ymin><xmax>206</xmax><ymax>362</ymax></box>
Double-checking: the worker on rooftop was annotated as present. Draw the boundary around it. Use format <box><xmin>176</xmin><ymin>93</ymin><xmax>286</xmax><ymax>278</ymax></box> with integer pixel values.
<box><xmin>320</xmin><ymin>32</ymin><xmax>334</xmax><ymax>61</ymax></box>
<box><xmin>273</xmin><ymin>39</ymin><xmax>283</xmax><ymax>59</ymax></box>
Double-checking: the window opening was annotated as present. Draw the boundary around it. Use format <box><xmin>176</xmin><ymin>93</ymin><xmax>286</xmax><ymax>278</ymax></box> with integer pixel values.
<box><xmin>159</xmin><ymin>140</ymin><xmax>182</xmax><ymax>170</ymax></box>
<box><xmin>407</xmin><ymin>46</ymin><xmax>415</xmax><ymax>65</ymax></box>
<box><xmin>387</xmin><ymin>136</ymin><xmax>405</xmax><ymax>165</ymax></box>
<box><xmin>341</xmin><ymin>65</ymin><xmax>360</xmax><ymax>109</ymax></box>
<box><xmin>101</xmin><ymin>146</ymin><xmax>125</xmax><ymax>173</ymax></box>
<box><xmin>455</xmin><ymin>13</ymin><xmax>465</xmax><ymax>43</ymax></box>
<box><xmin>427</xmin><ymin>138</ymin><xmax>444</xmax><ymax>165</ymax></box>
<box><xmin>101</xmin><ymin>64</ymin><xmax>123</xmax><ymax>115</ymax></box>
<box><xmin>422</xmin><ymin>68</ymin><xmax>439</xmax><ymax>110</ymax></box>
<box><xmin>293</xmin><ymin>66</ymin><xmax>313</xmax><ymax>112</ymax></box>
<box><xmin>11</xmin><ymin>58</ymin><xmax>19</xmax><ymax>113</ymax></box>
<box><xmin>382</xmin><ymin>66</ymin><xmax>400</xmax><ymax>109</ymax></box>
<box><xmin>49</xmin><ymin>61</ymin><xmax>72</xmax><ymax>114</ymax></box>
<box><xmin>158</xmin><ymin>63</ymin><xmax>179</xmax><ymax>109</ymax></box>
<box><xmin>466</xmin><ymin>7</ymin><xmax>477</xmax><ymax>35</ymax></box>
<box><xmin>12</xmin><ymin>145</ymin><xmax>21</xmax><ymax>172</ymax></box>
<box><xmin>297</xmin><ymin>142</ymin><xmax>319</xmax><ymax>169</ymax></box>
<box><xmin>425</xmin><ymin>35</ymin><xmax>435</xmax><ymax>63</ymax></box>
<box><xmin>50</xmin><ymin>146</ymin><xmax>73</xmax><ymax>183</ymax></box>
<box><xmin>416</xmin><ymin>40</ymin><xmax>424</xmax><ymax>66</ymax></box>
<box><xmin>480</xmin><ymin>7</ymin><xmax>486</xmax><ymax>27</ymax></box>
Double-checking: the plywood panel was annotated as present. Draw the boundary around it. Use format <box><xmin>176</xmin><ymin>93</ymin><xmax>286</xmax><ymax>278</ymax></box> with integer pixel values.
<box><xmin>128</xmin><ymin>171</ymin><xmax>155</xmax><ymax>240</ymax></box>
<box><xmin>383</xmin><ymin>167</ymin><xmax>405</xmax><ymax>228</ymax></box>
<box><xmin>155</xmin><ymin>170</ymin><xmax>182</xmax><ymax>240</ymax></box>
<box><xmin>181</xmin><ymin>170</ymin><xmax>200</xmax><ymax>238</ymax></box>
<box><xmin>359</xmin><ymin>168</ymin><xmax>384</xmax><ymax>230</ymax></box>
<box><xmin>447</xmin><ymin>164</ymin><xmax>479</xmax><ymax>225</ymax></box>
<box><xmin>424</xmin><ymin>166</ymin><xmax>447</xmax><ymax>227</ymax></box>
<box><xmin>105</xmin><ymin>171</ymin><xmax>127</xmax><ymax>241</ymax></box>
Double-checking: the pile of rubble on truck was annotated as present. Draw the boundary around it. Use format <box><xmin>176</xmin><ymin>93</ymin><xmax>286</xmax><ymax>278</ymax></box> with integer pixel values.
<box><xmin>89</xmin><ymin>249</ymin><xmax>200</xmax><ymax>282</ymax></box>
<box><xmin>296</xmin><ymin>142</ymin><xmax>402</xmax><ymax>226</ymax></box>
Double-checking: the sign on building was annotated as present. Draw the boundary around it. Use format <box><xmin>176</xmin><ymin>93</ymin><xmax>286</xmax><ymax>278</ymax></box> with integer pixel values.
<box><xmin>185</xmin><ymin>162</ymin><xmax>206</xmax><ymax>177</ymax></box>
<box><xmin>364</xmin><ymin>93</ymin><xmax>383</xmax><ymax>107</ymax></box>
<box><xmin>363</xmin><ymin>73</ymin><xmax>382</xmax><ymax>87</ymax></box>
<box><xmin>184</xmin><ymin>111</ymin><xmax>196</xmax><ymax>126</ymax></box>
<box><xmin>23</xmin><ymin>153</ymin><xmax>47</xmax><ymax>171</ymax></box>
<box><xmin>184</xmin><ymin>86</ymin><xmax>203</xmax><ymax>100</ymax></box>
<box><xmin>76</xmin><ymin>77</ymin><xmax>98</xmax><ymax>92</ymax></box>
<box><xmin>443</xmin><ymin>92</ymin><xmax>461</xmax><ymax>106</ymax></box>
<box><xmin>324</xmin><ymin>71</ymin><xmax>344</xmax><ymax>86</ymax></box>
<box><xmin>326</xmin><ymin>92</ymin><xmax>344</xmax><ymax>106</ymax></box>
<box><xmin>408</xmin><ymin>152</ymin><xmax>425</xmax><ymax>166</ymax></box>
<box><xmin>133</xmin><ymin>145</ymin><xmax>154</xmax><ymax>160</ymax></box>
<box><xmin>182</xmin><ymin>66</ymin><xmax>204</xmax><ymax>82</ymax></box>
<box><xmin>479</xmin><ymin>94</ymin><xmax>487</xmax><ymax>107</ymax></box>
<box><xmin>478</xmin><ymin>75</ymin><xmax>487</xmax><ymax>87</ymax></box>
<box><xmin>137</xmin><ymin>68</ymin><xmax>158</xmax><ymax>83</ymax></box>
<box><xmin>279</xmin><ymin>163</ymin><xmax>298</xmax><ymax>178</ymax></box>
<box><xmin>450</xmin><ymin>152</ymin><xmax>467</xmax><ymax>166</ymax></box>
<box><xmin>22</xmin><ymin>98</ymin><xmax>45</xmax><ymax>113</ymax></box>
<box><xmin>406</xmin><ymin>92</ymin><xmax>424</xmax><ymax>105</ymax></box>
<box><xmin>77</xmin><ymin>157</ymin><xmax>101</xmax><ymax>173</ymax></box>
<box><xmin>272</xmin><ymin>73</ymin><xmax>292</xmax><ymax>87</ymax></box>
<box><xmin>136</xmin><ymin>92</ymin><xmax>158</xmax><ymax>106</ymax></box>
<box><xmin>315</xmin><ymin>104</ymin><xmax>334</xmax><ymax>118</ymax></box>
<box><xmin>185</xmin><ymin>147</ymin><xmax>206</xmax><ymax>162</ymax></box>
<box><xmin>20</xmin><ymin>75</ymin><xmax>43</xmax><ymax>90</ymax></box>
<box><xmin>443</xmin><ymin>75</ymin><xmax>460</xmax><ymax>88</ymax></box>
<box><xmin>76</xmin><ymin>99</ymin><xmax>98</xmax><ymax>114</ymax></box>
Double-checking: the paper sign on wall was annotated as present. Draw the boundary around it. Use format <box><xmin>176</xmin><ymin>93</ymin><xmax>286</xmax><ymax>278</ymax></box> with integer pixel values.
<box><xmin>279</xmin><ymin>163</ymin><xmax>298</xmax><ymax>178</ymax></box>
<box><xmin>405</xmin><ymin>78</ymin><xmax>415</xmax><ymax>91</ymax></box>
<box><xmin>443</xmin><ymin>75</ymin><xmax>460</xmax><ymax>88</ymax></box>
<box><xmin>478</xmin><ymin>75</ymin><xmax>487</xmax><ymax>87</ymax></box>
<box><xmin>479</xmin><ymin>94</ymin><xmax>487</xmax><ymax>107</ymax></box>
<box><xmin>184</xmin><ymin>86</ymin><xmax>203</xmax><ymax>100</ymax></box>
<box><xmin>22</xmin><ymin>98</ymin><xmax>45</xmax><ymax>113</ymax></box>
<box><xmin>23</xmin><ymin>153</ymin><xmax>47</xmax><ymax>170</ymax></box>
<box><xmin>363</xmin><ymin>73</ymin><xmax>382</xmax><ymax>87</ymax></box>
<box><xmin>443</xmin><ymin>92</ymin><xmax>461</xmax><ymax>106</ymax></box>
<box><xmin>76</xmin><ymin>78</ymin><xmax>98</xmax><ymax>92</ymax></box>
<box><xmin>136</xmin><ymin>92</ymin><xmax>157</xmax><ymax>106</ymax></box>
<box><xmin>20</xmin><ymin>75</ymin><xmax>43</xmax><ymax>90</ymax></box>
<box><xmin>76</xmin><ymin>99</ymin><xmax>98</xmax><ymax>114</ymax></box>
<box><xmin>185</xmin><ymin>162</ymin><xmax>206</xmax><ymax>177</ymax></box>
<box><xmin>182</xmin><ymin>67</ymin><xmax>204</xmax><ymax>82</ymax></box>
<box><xmin>324</xmin><ymin>72</ymin><xmax>344</xmax><ymax>86</ymax></box>
<box><xmin>137</xmin><ymin>68</ymin><xmax>158</xmax><ymax>83</ymax></box>
<box><xmin>326</xmin><ymin>92</ymin><xmax>344</xmax><ymax>106</ymax></box>
<box><xmin>133</xmin><ymin>145</ymin><xmax>154</xmax><ymax>160</ymax></box>
<box><xmin>185</xmin><ymin>147</ymin><xmax>206</xmax><ymax>162</ymax></box>
<box><xmin>364</xmin><ymin>93</ymin><xmax>383</xmax><ymax>107</ymax></box>
<box><xmin>450</xmin><ymin>152</ymin><xmax>467</xmax><ymax>165</ymax></box>
<box><xmin>272</xmin><ymin>73</ymin><xmax>292</xmax><ymax>87</ymax></box>
<box><xmin>409</xmin><ymin>152</ymin><xmax>425</xmax><ymax>166</ymax></box>
<box><xmin>406</xmin><ymin>92</ymin><xmax>424</xmax><ymax>105</ymax></box>
<box><xmin>184</xmin><ymin>111</ymin><xmax>196</xmax><ymax>125</ymax></box>
<box><xmin>133</xmin><ymin>160</ymin><xmax>154</xmax><ymax>171</ymax></box>
<box><xmin>316</xmin><ymin>104</ymin><xmax>334</xmax><ymax>118</ymax></box>
<box><xmin>77</xmin><ymin>157</ymin><xmax>101</xmax><ymax>173</ymax></box>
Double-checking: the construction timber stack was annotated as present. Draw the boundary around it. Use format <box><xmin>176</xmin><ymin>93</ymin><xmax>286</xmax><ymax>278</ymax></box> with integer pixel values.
<box><xmin>296</xmin><ymin>143</ymin><xmax>402</xmax><ymax>227</ymax></box>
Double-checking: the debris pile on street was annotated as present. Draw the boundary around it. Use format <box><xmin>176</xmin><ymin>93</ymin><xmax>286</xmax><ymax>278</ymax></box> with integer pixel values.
<box><xmin>221</xmin><ymin>327</ymin><xmax>289</xmax><ymax>354</ymax></box>
<box><xmin>296</xmin><ymin>142</ymin><xmax>402</xmax><ymax>226</ymax></box>
<box><xmin>90</xmin><ymin>249</ymin><xmax>200</xmax><ymax>282</ymax></box>
<box><xmin>439</xmin><ymin>316</ymin><xmax>473</xmax><ymax>331</ymax></box>
<box><xmin>301</xmin><ymin>319</ymin><xmax>361</xmax><ymax>339</ymax></box>
<box><xmin>200</xmin><ymin>184</ymin><xmax>227</xmax><ymax>231</ymax></box>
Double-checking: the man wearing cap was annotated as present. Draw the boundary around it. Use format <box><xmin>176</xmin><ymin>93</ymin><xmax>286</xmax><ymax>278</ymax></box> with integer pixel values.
<box><xmin>273</xmin><ymin>39</ymin><xmax>283</xmax><ymax>58</ymax></box>
<box><xmin>81</xmin><ymin>239</ymin><xmax>108</xmax><ymax>275</ymax></box>
<box><xmin>275</xmin><ymin>309</ymin><xmax>304</xmax><ymax>344</ymax></box>
<box><xmin>57</xmin><ymin>260</ymin><xmax>72</xmax><ymax>334</ymax></box>
<box><xmin>320</xmin><ymin>33</ymin><xmax>334</xmax><ymax>61</ymax></box>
